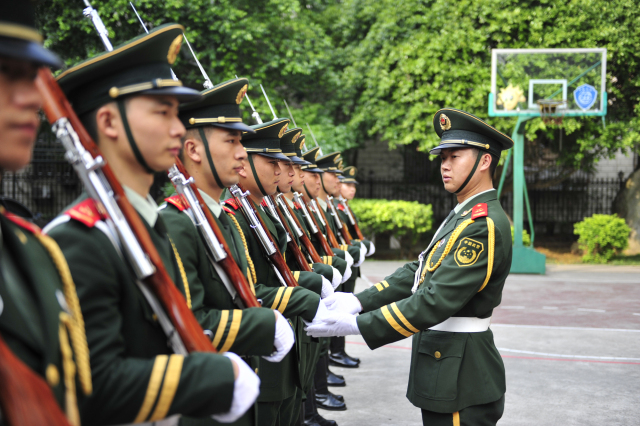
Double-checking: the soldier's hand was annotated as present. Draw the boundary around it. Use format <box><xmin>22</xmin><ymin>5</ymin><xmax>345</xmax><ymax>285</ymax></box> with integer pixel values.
<box><xmin>321</xmin><ymin>276</ymin><xmax>335</xmax><ymax>299</ymax></box>
<box><xmin>212</xmin><ymin>352</ymin><xmax>260</xmax><ymax>423</ymax></box>
<box><xmin>343</xmin><ymin>250</ymin><xmax>354</xmax><ymax>269</ymax></box>
<box><xmin>262</xmin><ymin>311</ymin><xmax>295</xmax><ymax>363</ymax></box>
<box><xmin>353</xmin><ymin>242</ymin><xmax>367</xmax><ymax>267</ymax></box>
<box><xmin>367</xmin><ymin>241</ymin><xmax>376</xmax><ymax>256</ymax></box>
<box><xmin>322</xmin><ymin>291</ymin><xmax>363</xmax><ymax>315</ymax></box>
<box><xmin>330</xmin><ymin>266</ymin><xmax>343</xmax><ymax>288</ymax></box>
<box><xmin>305</xmin><ymin>313</ymin><xmax>360</xmax><ymax>337</ymax></box>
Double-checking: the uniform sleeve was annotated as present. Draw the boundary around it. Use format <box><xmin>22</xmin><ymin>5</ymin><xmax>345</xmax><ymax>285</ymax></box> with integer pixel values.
<box><xmin>355</xmin><ymin>261</ymin><xmax>420</xmax><ymax>312</ymax></box>
<box><xmin>321</xmin><ymin>254</ymin><xmax>347</xmax><ymax>275</ymax></box>
<box><xmin>48</xmin><ymin>222</ymin><xmax>235</xmax><ymax>424</ymax></box>
<box><xmin>254</xmin><ymin>284</ymin><xmax>321</xmax><ymax>322</ymax></box>
<box><xmin>311</xmin><ymin>262</ymin><xmax>334</xmax><ymax>283</ymax></box>
<box><xmin>292</xmin><ymin>270</ymin><xmax>323</xmax><ymax>295</ymax></box>
<box><xmin>357</xmin><ymin>218</ymin><xmax>498</xmax><ymax>349</ymax></box>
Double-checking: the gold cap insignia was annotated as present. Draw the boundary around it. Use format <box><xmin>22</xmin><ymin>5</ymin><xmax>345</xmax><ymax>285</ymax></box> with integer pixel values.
<box><xmin>292</xmin><ymin>132</ymin><xmax>300</xmax><ymax>144</ymax></box>
<box><xmin>167</xmin><ymin>34</ymin><xmax>183</xmax><ymax>65</ymax></box>
<box><xmin>313</xmin><ymin>150</ymin><xmax>319</xmax><ymax>160</ymax></box>
<box><xmin>439</xmin><ymin>114</ymin><xmax>451</xmax><ymax>131</ymax></box>
<box><xmin>278</xmin><ymin>123</ymin><xmax>288</xmax><ymax>138</ymax></box>
<box><xmin>350</xmin><ymin>168</ymin><xmax>355</xmax><ymax>176</ymax></box>
<box><xmin>454</xmin><ymin>237</ymin><xmax>484</xmax><ymax>267</ymax></box>
<box><xmin>236</xmin><ymin>84</ymin><xmax>248</xmax><ymax>105</ymax></box>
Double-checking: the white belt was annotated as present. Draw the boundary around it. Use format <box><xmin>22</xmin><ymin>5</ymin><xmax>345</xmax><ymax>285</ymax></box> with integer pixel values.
<box><xmin>116</xmin><ymin>415</ymin><xmax>180</xmax><ymax>426</ymax></box>
<box><xmin>428</xmin><ymin>316</ymin><xmax>491</xmax><ymax>333</ymax></box>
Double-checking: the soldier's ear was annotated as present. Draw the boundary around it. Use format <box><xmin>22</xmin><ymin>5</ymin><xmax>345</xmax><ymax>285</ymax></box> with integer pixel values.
<box><xmin>183</xmin><ymin>138</ymin><xmax>202</xmax><ymax>165</ymax></box>
<box><xmin>94</xmin><ymin>102</ymin><xmax>120</xmax><ymax>143</ymax></box>
<box><xmin>479</xmin><ymin>153</ymin><xmax>493</xmax><ymax>172</ymax></box>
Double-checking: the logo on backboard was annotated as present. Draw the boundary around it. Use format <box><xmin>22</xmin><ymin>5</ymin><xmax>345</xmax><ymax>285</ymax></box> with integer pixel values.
<box><xmin>573</xmin><ymin>84</ymin><xmax>598</xmax><ymax>111</ymax></box>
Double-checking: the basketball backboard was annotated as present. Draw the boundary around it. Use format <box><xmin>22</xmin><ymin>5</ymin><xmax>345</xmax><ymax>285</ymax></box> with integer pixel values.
<box><xmin>489</xmin><ymin>48</ymin><xmax>607</xmax><ymax>117</ymax></box>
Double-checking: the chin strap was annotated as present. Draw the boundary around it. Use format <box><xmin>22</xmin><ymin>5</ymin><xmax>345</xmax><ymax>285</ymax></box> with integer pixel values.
<box><xmin>320</xmin><ymin>173</ymin><xmax>331</xmax><ymax>195</ymax></box>
<box><xmin>303</xmin><ymin>182</ymin><xmax>313</xmax><ymax>199</ymax></box>
<box><xmin>247</xmin><ymin>154</ymin><xmax>268</xmax><ymax>196</ymax></box>
<box><xmin>454</xmin><ymin>150</ymin><xmax>483</xmax><ymax>194</ymax></box>
<box><xmin>117</xmin><ymin>99</ymin><xmax>154</xmax><ymax>174</ymax></box>
<box><xmin>198</xmin><ymin>128</ymin><xmax>225</xmax><ymax>189</ymax></box>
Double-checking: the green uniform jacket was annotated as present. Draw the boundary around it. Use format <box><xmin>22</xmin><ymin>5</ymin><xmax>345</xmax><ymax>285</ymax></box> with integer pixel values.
<box><xmin>0</xmin><ymin>212</ymin><xmax>87</xmax><ymax>417</ymax></box>
<box><xmin>355</xmin><ymin>190</ymin><xmax>510</xmax><ymax>413</ymax></box>
<box><xmin>47</xmin><ymin>198</ymin><xmax>236</xmax><ymax>425</ymax></box>
<box><xmin>159</xmin><ymin>200</ymin><xmax>276</xmax><ymax>356</ymax></box>
<box><xmin>222</xmin><ymin>197</ymin><xmax>321</xmax><ymax>401</ymax></box>
<box><xmin>335</xmin><ymin>198</ymin><xmax>372</xmax><ymax>253</ymax></box>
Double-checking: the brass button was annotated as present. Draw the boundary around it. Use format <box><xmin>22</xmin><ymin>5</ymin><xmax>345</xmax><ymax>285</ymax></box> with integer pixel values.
<box><xmin>434</xmin><ymin>351</ymin><xmax>441</xmax><ymax>359</ymax></box>
<box><xmin>46</xmin><ymin>364</ymin><xmax>60</xmax><ymax>386</ymax></box>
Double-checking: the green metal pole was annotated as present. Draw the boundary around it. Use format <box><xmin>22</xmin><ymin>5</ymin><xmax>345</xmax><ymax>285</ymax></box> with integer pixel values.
<box><xmin>522</xmin><ymin>176</ymin><xmax>535</xmax><ymax>246</ymax></box>
<box><xmin>496</xmin><ymin>148</ymin><xmax>512</xmax><ymax>198</ymax></box>
<box><xmin>512</xmin><ymin>116</ymin><xmax>526</xmax><ymax>248</ymax></box>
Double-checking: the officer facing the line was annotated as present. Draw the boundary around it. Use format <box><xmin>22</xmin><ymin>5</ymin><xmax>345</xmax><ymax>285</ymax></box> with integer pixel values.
<box><xmin>308</xmin><ymin>108</ymin><xmax>513</xmax><ymax>426</ymax></box>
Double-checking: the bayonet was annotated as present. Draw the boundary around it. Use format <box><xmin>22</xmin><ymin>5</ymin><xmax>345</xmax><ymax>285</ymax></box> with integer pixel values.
<box><xmin>305</xmin><ymin>122</ymin><xmax>323</xmax><ymax>156</ymax></box>
<box><xmin>183</xmin><ymin>34</ymin><xmax>213</xmax><ymax>89</ymax></box>
<box><xmin>260</xmin><ymin>84</ymin><xmax>278</xmax><ymax>120</ymax></box>
<box><xmin>83</xmin><ymin>0</ymin><xmax>113</xmax><ymax>51</ymax></box>
<box><xmin>236</xmin><ymin>75</ymin><xmax>263</xmax><ymax>124</ymax></box>
<box><xmin>283</xmin><ymin>100</ymin><xmax>297</xmax><ymax>127</ymax></box>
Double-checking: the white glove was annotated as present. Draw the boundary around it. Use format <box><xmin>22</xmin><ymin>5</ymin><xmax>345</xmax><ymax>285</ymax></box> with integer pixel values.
<box><xmin>343</xmin><ymin>250</ymin><xmax>354</xmax><ymax>269</ymax></box>
<box><xmin>341</xmin><ymin>263</ymin><xmax>352</xmax><ymax>283</ymax></box>
<box><xmin>353</xmin><ymin>242</ymin><xmax>367</xmax><ymax>267</ymax></box>
<box><xmin>330</xmin><ymin>266</ymin><xmax>342</xmax><ymax>289</ymax></box>
<box><xmin>305</xmin><ymin>313</ymin><xmax>360</xmax><ymax>337</ymax></box>
<box><xmin>367</xmin><ymin>241</ymin><xmax>376</xmax><ymax>256</ymax></box>
<box><xmin>320</xmin><ymin>276</ymin><xmax>335</xmax><ymax>299</ymax></box>
<box><xmin>322</xmin><ymin>291</ymin><xmax>362</xmax><ymax>315</ymax></box>
<box><xmin>211</xmin><ymin>352</ymin><xmax>260</xmax><ymax>423</ymax></box>
<box><xmin>307</xmin><ymin>299</ymin><xmax>332</xmax><ymax>324</ymax></box>
<box><xmin>262</xmin><ymin>311</ymin><xmax>295</xmax><ymax>363</ymax></box>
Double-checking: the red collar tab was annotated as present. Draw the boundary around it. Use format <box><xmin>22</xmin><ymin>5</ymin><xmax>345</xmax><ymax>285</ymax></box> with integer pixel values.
<box><xmin>260</xmin><ymin>199</ymin><xmax>268</xmax><ymax>208</ymax></box>
<box><xmin>222</xmin><ymin>198</ymin><xmax>240</xmax><ymax>210</ymax></box>
<box><xmin>2</xmin><ymin>211</ymin><xmax>41</xmax><ymax>235</ymax></box>
<box><xmin>165</xmin><ymin>195</ymin><xmax>189</xmax><ymax>212</ymax></box>
<box><xmin>66</xmin><ymin>199</ymin><xmax>106</xmax><ymax>228</ymax></box>
<box><xmin>337</xmin><ymin>203</ymin><xmax>345</xmax><ymax>211</ymax></box>
<box><xmin>471</xmin><ymin>203</ymin><xmax>488</xmax><ymax>220</ymax></box>
<box><xmin>293</xmin><ymin>202</ymin><xmax>302</xmax><ymax>210</ymax></box>
<box><xmin>222</xmin><ymin>206</ymin><xmax>235</xmax><ymax>215</ymax></box>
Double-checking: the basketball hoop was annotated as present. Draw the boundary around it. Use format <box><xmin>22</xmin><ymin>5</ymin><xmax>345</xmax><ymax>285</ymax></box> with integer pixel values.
<box><xmin>537</xmin><ymin>99</ymin><xmax>566</xmax><ymax>126</ymax></box>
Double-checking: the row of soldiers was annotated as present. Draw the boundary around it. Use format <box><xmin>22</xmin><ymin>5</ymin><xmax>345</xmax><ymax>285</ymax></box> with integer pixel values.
<box><xmin>2</xmin><ymin>2</ymin><xmax>516</xmax><ymax>426</ymax></box>
<box><xmin>0</xmin><ymin>4</ymin><xmax>375</xmax><ymax>426</ymax></box>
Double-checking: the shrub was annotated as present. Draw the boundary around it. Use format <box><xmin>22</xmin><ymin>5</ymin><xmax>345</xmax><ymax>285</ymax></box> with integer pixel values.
<box><xmin>510</xmin><ymin>227</ymin><xmax>531</xmax><ymax>247</ymax></box>
<box><xmin>574</xmin><ymin>214</ymin><xmax>630</xmax><ymax>263</ymax></box>
<box><xmin>349</xmin><ymin>199</ymin><xmax>433</xmax><ymax>246</ymax></box>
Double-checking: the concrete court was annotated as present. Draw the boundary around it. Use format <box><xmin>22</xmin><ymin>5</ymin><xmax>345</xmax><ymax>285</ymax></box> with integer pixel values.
<box><xmin>323</xmin><ymin>262</ymin><xmax>640</xmax><ymax>426</ymax></box>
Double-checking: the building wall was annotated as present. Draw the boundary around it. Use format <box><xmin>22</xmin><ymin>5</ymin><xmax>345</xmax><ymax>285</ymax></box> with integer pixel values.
<box><xmin>354</xmin><ymin>139</ymin><xmax>404</xmax><ymax>181</ymax></box>
<box><xmin>592</xmin><ymin>150</ymin><xmax>637</xmax><ymax>180</ymax></box>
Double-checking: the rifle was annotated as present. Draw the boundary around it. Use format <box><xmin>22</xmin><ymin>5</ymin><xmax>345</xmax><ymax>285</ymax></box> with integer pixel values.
<box><xmin>275</xmin><ymin>194</ymin><xmax>324</xmax><ymax>264</ymax></box>
<box><xmin>326</xmin><ymin>195</ymin><xmax>352</xmax><ymax>245</ymax></box>
<box><xmin>339</xmin><ymin>197</ymin><xmax>366</xmax><ymax>240</ymax></box>
<box><xmin>307</xmin><ymin>195</ymin><xmax>341</xmax><ymax>249</ymax></box>
<box><xmin>0</xmin><ymin>333</ymin><xmax>72</xmax><ymax>426</ymax></box>
<box><xmin>169</xmin><ymin>159</ymin><xmax>260</xmax><ymax>308</ymax></box>
<box><xmin>293</xmin><ymin>191</ymin><xmax>334</xmax><ymax>256</ymax></box>
<box><xmin>265</xmin><ymin>195</ymin><xmax>313</xmax><ymax>272</ymax></box>
<box><xmin>35</xmin><ymin>68</ymin><xmax>214</xmax><ymax>354</ymax></box>
<box><xmin>229</xmin><ymin>185</ymin><xmax>298</xmax><ymax>287</ymax></box>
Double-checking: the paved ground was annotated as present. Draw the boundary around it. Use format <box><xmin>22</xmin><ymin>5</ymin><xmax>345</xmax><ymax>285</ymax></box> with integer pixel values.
<box><xmin>322</xmin><ymin>262</ymin><xmax>640</xmax><ymax>426</ymax></box>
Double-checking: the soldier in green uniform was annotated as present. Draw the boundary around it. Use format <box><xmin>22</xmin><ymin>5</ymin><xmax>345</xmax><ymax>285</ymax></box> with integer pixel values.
<box><xmin>221</xmin><ymin>118</ymin><xmax>335</xmax><ymax>426</ymax></box>
<box><xmin>336</xmin><ymin>166</ymin><xmax>376</xmax><ymax>258</ymax></box>
<box><xmin>44</xmin><ymin>25</ymin><xmax>260</xmax><ymax>425</ymax></box>
<box><xmin>308</xmin><ymin>108</ymin><xmax>514</xmax><ymax>426</ymax></box>
<box><xmin>0</xmin><ymin>3</ymin><xmax>93</xmax><ymax>424</ymax></box>
<box><xmin>157</xmin><ymin>78</ymin><xmax>299</xmax><ymax>426</ymax></box>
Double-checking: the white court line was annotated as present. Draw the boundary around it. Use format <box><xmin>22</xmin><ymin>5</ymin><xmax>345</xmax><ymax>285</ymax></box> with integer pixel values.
<box><xmin>500</xmin><ymin>306</ymin><xmax>525</xmax><ymax>309</ymax></box>
<box><xmin>492</xmin><ymin>323</ymin><xmax>640</xmax><ymax>333</ymax></box>
<box><xmin>498</xmin><ymin>348</ymin><xmax>640</xmax><ymax>361</ymax></box>
<box><xmin>542</xmin><ymin>306</ymin><xmax>558</xmax><ymax>310</ymax></box>
<box><xmin>633</xmin><ymin>313</ymin><xmax>640</xmax><ymax>316</ymax></box>
<box><xmin>577</xmin><ymin>308</ymin><xmax>606</xmax><ymax>313</ymax></box>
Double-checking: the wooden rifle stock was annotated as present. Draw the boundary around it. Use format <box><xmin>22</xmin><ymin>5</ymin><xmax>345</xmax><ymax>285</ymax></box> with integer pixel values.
<box><xmin>0</xmin><ymin>333</ymin><xmax>72</xmax><ymax>426</ymax></box>
<box><xmin>301</xmin><ymin>194</ymin><xmax>339</xmax><ymax>251</ymax></box>
<box><xmin>36</xmin><ymin>68</ymin><xmax>215</xmax><ymax>353</ymax></box>
<box><xmin>314</xmin><ymin>200</ymin><xmax>341</xmax><ymax>248</ymax></box>
<box><xmin>234</xmin><ymin>186</ymin><xmax>298</xmax><ymax>287</ymax></box>
<box><xmin>337</xmin><ymin>219</ymin><xmax>353</xmax><ymax>245</ymax></box>
<box><xmin>279</xmin><ymin>196</ymin><xmax>324</xmax><ymax>264</ymax></box>
<box><xmin>174</xmin><ymin>159</ymin><xmax>260</xmax><ymax>308</ymax></box>
<box><xmin>268</xmin><ymin>196</ymin><xmax>312</xmax><ymax>272</ymax></box>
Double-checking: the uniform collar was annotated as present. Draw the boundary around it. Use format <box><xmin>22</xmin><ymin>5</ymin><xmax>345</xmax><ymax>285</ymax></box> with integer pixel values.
<box><xmin>454</xmin><ymin>189</ymin><xmax>495</xmax><ymax>214</ymax></box>
<box><xmin>123</xmin><ymin>186</ymin><xmax>158</xmax><ymax>227</ymax></box>
<box><xmin>317</xmin><ymin>197</ymin><xmax>328</xmax><ymax>211</ymax></box>
<box><xmin>198</xmin><ymin>189</ymin><xmax>222</xmax><ymax>218</ymax></box>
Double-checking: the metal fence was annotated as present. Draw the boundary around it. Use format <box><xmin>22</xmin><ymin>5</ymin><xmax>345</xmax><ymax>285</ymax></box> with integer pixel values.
<box><xmin>359</xmin><ymin>176</ymin><xmax>625</xmax><ymax>232</ymax></box>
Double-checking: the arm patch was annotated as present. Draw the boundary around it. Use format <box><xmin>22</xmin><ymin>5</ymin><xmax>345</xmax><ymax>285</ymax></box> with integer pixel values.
<box><xmin>165</xmin><ymin>195</ymin><xmax>189</xmax><ymax>212</ymax></box>
<box><xmin>66</xmin><ymin>199</ymin><xmax>105</xmax><ymax>228</ymax></box>
<box><xmin>471</xmin><ymin>203</ymin><xmax>488</xmax><ymax>220</ymax></box>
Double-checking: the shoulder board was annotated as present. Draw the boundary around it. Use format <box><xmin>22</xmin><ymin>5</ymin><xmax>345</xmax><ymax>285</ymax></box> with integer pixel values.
<box><xmin>337</xmin><ymin>203</ymin><xmax>345</xmax><ymax>211</ymax></box>
<box><xmin>222</xmin><ymin>198</ymin><xmax>240</xmax><ymax>210</ymax></box>
<box><xmin>66</xmin><ymin>199</ymin><xmax>105</xmax><ymax>228</ymax></box>
<box><xmin>471</xmin><ymin>203</ymin><xmax>488</xmax><ymax>220</ymax></box>
<box><xmin>3</xmin><ymin>211</ymin><xmax>41</xmax><ymax>235</ymax></box>
<box><xmin>293</xmin><ymin>202</ymin><xmax>302</xmax><ymax>210</ymax></box>
<box><xmin>222</xmin><ymin>206</ymin><xmax>235</xmax><ymax>215</ymax></box>
<box><xmin>165</xmin><ymin>195</ymin><xmax>189</xmax><ymax>212</ymax></box>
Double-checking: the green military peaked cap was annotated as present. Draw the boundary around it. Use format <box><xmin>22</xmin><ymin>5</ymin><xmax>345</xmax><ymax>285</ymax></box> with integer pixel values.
<box><xmin>179</xmin><ymin>77</ymin><xmax>254</xmax><ymax>133</ymax></box>
<box><xmin>57</xmin><ymin>23</ymin><xmax>200</xmax><ymax>115</ymax></box>
<box><xmin>430</xmin><ymin>108</ymin><xmax>514</xmax><ymax>157</ymax></box>
<box><xmin>280</xmin><ymin>128</ymin><xmax>310</xmax><ymax>166</ymax></box>
<box><xmin>340</xmin><ymin>166</ymin><xmax>359</xmax><ymax>184</ymax></box>
<box><xmin>316</xmin><ymin>152</ymin><xmax>342</xmax><ymax>174</ymax></box>
<box><xmin>295</xmin><ymin>135</ymin><xmax>308</xmax><ymax>158</ymax></box>
<box><xmin>301</xmin><ymin>147</ymin><xmax>324</xmax><ymax>173</ymax></box>
<box><xmin>242</xmin><ymin>118</ymin><xmax>290</xmax><ymax>161</ymax></box>
<box><xmin>0</xmin><ymin>0</ymin><xmax>62</xmax><ymax>68</ymax></box>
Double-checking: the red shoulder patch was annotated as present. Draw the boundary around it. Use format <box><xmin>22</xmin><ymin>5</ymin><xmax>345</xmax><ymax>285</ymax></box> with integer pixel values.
<box><xmin>260</xmin><ymin>199</ymin><xmax>268</xmax><ymax>208</ymax></box>
<box><xmin>222</xmin><ymin>206</ymin><xmax>235</xmax><ymax>215</ymax></box>
<box><xmin>222</xmin><ymin>198</ymin><xmax>240</xmax><ymax>210</ymax></box>
<box><xmin>471</xmin><ymin>203</ymin><xmax>488</xmax><ymax>220</ymax></box>
<box><xmin>293</xmin><ymin>202</ymin><xmax>302</xmax><ymax>210</ymax></box>
<box><xmin>3</xmin><ymin>212</ymin><xmax>41</xmax><ymax>235</ymax></box>
<box><xmin>67</xmin><ymin>199</ymin><xmax>105</xmax><ymax>228</ymax></box>
<box><xmin>165</xmin><ymin>194</ymin><xmax>189</xmax><ymax>212</ymax></box>
<box><xmin>337</xmin><ymin>203</ymin><xmax>345</xmax><ymax>211</ymax></box>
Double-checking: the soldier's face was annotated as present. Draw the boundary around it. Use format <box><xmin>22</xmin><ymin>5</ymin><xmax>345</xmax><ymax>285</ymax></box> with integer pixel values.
<box><xmin>277</xmin><ymin>160</ymin><xmax>295</xmax><ymax>193</ymax></box>
<box><xmin>305</xmin><ymin>172</ymin><xmax>321</xmax><ymax>198</ymax></box>
<box><xmin>321</xmin><ymin>172</ymin><xmax>340</xmax><ymax>195</ymax></box>
<box><xmin>122</xmin><ymin>95</ymin><xmax>185</xmax><ymax>172</ymax></box>
<box><xmin>204</xmin><ymin>127</ymin><xmax>246</xmax><ymax>187</ymax></box>
<box><xmin>0</xmin><ymin>57</ymin><xmax>42</xmax><ymax>171</ymax></box>
<box><xmin>241</xmin><ymin>154</ymin><xmax>280</xmax><ymax>196</ymax></box>
<box><xmin>291</xmin><ymin>165</ymin><xmax>305</xmax><ymax>192</ymax></box>
<box><xmin>341</xmin><ymin>183</ymin><xmax>356</xmax><ymax>200</ymax></box>
<box><xmin>439</xmin><ymin>148</ymin><xmax>478</xmax><ymax>193</ymax></box>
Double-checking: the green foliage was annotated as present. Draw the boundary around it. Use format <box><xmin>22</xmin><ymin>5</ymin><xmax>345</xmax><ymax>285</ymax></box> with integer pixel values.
<box><xmin>349</xmin><ymin>198</ymin><xmax>432</xmax><ymax>245</ymax></box>
<box><xmin>574</xmin><ymin>214</ymin><xmax>630</xmax><ymax>263</ymax></box>
<box><xmin>510</xmin><ymin>227</ymin><xmax>531</xmax><ymax>246</ymax></box>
